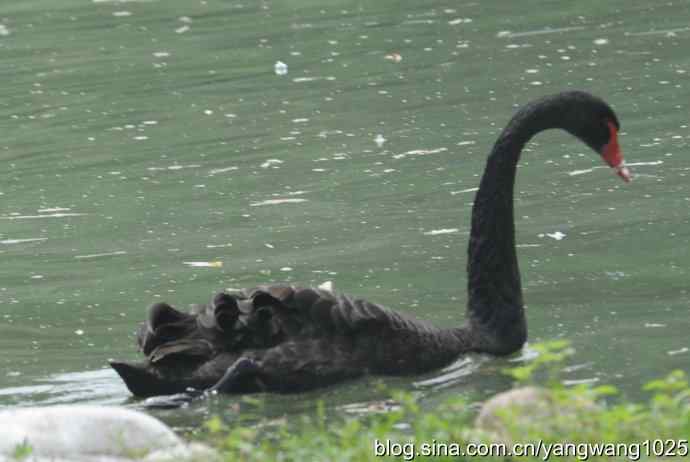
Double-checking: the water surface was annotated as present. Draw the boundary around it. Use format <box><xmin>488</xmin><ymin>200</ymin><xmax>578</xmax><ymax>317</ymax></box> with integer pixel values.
<box><xmin>1</xmin><ymin>0</ymin><xmax>689</xmax><ymax>428</ymax></box>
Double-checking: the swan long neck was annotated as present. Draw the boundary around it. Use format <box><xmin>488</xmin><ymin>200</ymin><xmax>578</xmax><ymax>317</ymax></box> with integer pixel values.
<box><xmin>465</xmin><ymin>101</ymin><xmax>559</xmax><ymax>354</ymax></box>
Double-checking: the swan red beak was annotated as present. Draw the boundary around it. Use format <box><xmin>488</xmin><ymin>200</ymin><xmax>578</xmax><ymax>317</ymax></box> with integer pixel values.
<box><xmin>601</xmin><ymin>121</ymin><xmax>631</xmax><ymax>182</ymax></box>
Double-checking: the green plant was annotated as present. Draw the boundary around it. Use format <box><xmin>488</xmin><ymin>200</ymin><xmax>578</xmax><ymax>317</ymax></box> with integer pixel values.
<box><xmin>195</xmin><ymin>342</ymin><xmax>690</xmax><ymax>462</ymax></box>
<box><xmin>502</xmin><ymin>339</ymin><xmax>574</xmax><ymax>386</ymax></box>
<box><xmin>11</xmin><ymin>440</ymin><xmax>33</xmax><ymax>461</ymax></box>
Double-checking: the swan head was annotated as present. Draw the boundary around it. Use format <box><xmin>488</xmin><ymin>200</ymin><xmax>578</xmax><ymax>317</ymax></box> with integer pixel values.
<box><xmin>554</xmin><ymin>91</ymin><xmax>630</xmax><ymax>182</ymax></box>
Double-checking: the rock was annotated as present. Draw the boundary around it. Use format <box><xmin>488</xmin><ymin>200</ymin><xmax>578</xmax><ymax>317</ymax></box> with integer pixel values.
<box><xmin>0</xmin><ymin>405</ymin><xmax>218</xmax><ymax>462</ymax></box>
<box><xmin>474</xmin><ymin>386</ymin><xmax>598</xmax><ymax>442</ymax></box>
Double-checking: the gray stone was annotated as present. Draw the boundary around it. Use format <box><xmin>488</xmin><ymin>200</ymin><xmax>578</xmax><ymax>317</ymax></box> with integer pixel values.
<box><xmin>0</xmin><ymin>405</ymin><xmax>218</xmax><ymax>462</ymax></box>
<box><xmin>474</xmin><ymin>386</ymin><xmax>598</xmax><ymax>443</ymax></box>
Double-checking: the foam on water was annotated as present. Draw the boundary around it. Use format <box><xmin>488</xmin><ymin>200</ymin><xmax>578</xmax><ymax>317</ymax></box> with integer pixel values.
<box><xmin>423</xmin><ymin>228</ymin><xmax>459</xmax><ymax>236</ymax></box>
<box><xmin>1</xmin><ymin>238</ymin><xmax>47</xmax><ymax>245</ymax></box>
<box><xmin>496</xmin><ymin>26</ymin><xmax>585</xmax><ymax>39</ymax></box>
<box><xmin>74</xmin><ymin>251</ymin><xmax>127</xmax><ymax>259</ymax></box>
<box><xmin>250</xmin><ymin>198</ymin><xmax>308</xmax><ymax>206</ymax></box>
<box><xmin>0</xmin><ymin>213</ymin><xmax>87</xmax><ymax>220</ymax></box>
<box><xmin>393</xmin><ymin>147</ymin><xmax>448</xmax><ymax>159</ymax></box>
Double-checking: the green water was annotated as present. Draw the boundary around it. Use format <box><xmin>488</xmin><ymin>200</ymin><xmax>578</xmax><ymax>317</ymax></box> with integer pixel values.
<box><xmin>1</xmin><ymin>0</ymin><xmax>689</xmax><ymax>428</ymax></box>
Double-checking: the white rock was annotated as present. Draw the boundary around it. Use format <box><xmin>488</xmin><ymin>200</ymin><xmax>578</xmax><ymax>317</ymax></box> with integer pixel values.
<box><xmin>0</xmin><ymin>405</ymin><xmax>218</xmax><ymax>462</ymax></box>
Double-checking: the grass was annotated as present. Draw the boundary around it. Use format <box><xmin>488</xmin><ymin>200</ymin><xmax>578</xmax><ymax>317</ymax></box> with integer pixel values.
<box><xmin>199</xmin><ymin>342</ymin><xmax>690</xmax><ymax>461</ymax></box>
<box><xmin>10</xmin><ymin>440</ymin><xmax>32</xmax><ymax>461</ymax></box>
<box><xmin>10</xmin><ymin>342</ymin><xmax>689</xmax><ymax>461</ymax></box>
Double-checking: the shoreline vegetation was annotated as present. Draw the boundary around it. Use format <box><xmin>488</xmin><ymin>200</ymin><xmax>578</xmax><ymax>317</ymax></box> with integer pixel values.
<box><xmin>199</xmin><ymin>342</ymin><xmax>689</xmax><ymax>461</ymax></box>
<box><xmin>9</xmin><ymin>342</ymin><xmax>689</xmax><ymax>461</ymax></box>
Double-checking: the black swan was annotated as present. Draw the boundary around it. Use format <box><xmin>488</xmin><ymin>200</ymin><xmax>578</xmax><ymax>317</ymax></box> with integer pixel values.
<box><xmin>111</xmin><ymin>91</ymin><xmax>629</xmax><ymax>398</ymax></box>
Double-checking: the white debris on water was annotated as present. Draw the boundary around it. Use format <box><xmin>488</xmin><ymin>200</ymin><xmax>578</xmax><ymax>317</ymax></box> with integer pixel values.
<box><xmin>393</xmin><ymin>147</ymin><xmax>448</xmax><ymax>160</ymax></box>
<box><xmin>147</xmin><ymin>164</ymin><xmax>200</xmax><ymax>171</ymax></box>
<box><xmin>542</xmin><ymin>231</ymin><xmax>566</xmax><ymax>240</ymax></box>
<box><xmin>403</xmin><ymin>19</ymin><xmax>436</xmax><ymax>26</ymax></box>
<box><xmin>38</xmin><ymin>207</ymin><xmax>72</xmax><ymax>213</ymax></box>
<box><xmin>75</xmin><ymin>251</ymin><xmax>127</xmax><ymax>259</ymax></box>
<box><xmin>280</xmin><ymin>267</ymin><xmax>293</xmax><ymax>272</ymax></box>
<box><xmin>292</xmin><ymin>118</ymin><xmax>309</xmax><ymax>123</ymax></box>
<box><xmin>450</xmin><ymin>187</ymin><xmax>478</xmax><ymax>195</ymax></box>
<box><xmin>292</xmin><ymin>76</ymin><xmax>336</xmax><ymax>83</ymax></box>
<box><xmin>644</xmin><ymin>322</ymin><xmax>666</xmax><ymax>328</ymax></box>
<box><xmin>208</xmin><ymin>166</ymin><xmax>238</xmax><ymax>176</ymax></box>
<box><xmin>627</xmin><ymin>160</ymin><xmax>664</xmax><ymax>167</ymax></box>
<box><xmin>496</xmin><ymin>26</ymin><xmax>585</xmax><ymax>39</ymax></box>
<box><xmin>0</xmin><ymin>24</ymin><xmax>10</xmax><ymax>36</ymax></box>
<box><xmin>1</xmin><ymin>238</ymin><xmax>47</xmax><ymax>245</ymax></box>
<box><xmin>250</xmin><ymin>198</ymin><xmax>307</xmax><ymax>206</ymax></box>
<box><xmin>626</xmin><ymin>27</ymin><xmax>690</xmax><ymax>37</ymax></box>
<box><xmin>153</xmin><ymin>51</ymin><xmax>170</xmax><ymax>58</ymax></box>
<box><xmin>75</xmin><ymin>330</ymin><xmax>84</xmax><ymax>336</ymax></box>
<box><xmin>112</xmin><ymin>11</ymin><xmax>132</xmax><ymax>17</ymax></box>
<box><xmin>568</xmin><ymin>167</ymin><xmax>598</xmax><ymax>176</ymax></box>
<box><xmin>593</xmin><ymin>38</ymin><xmax>609</xmax><ymax>45</ymax></box>
<box><xmin>384</xmin><ymin>53</ymin><xmax>402</xmax><ymax>63</ymax></box>
<box><xmin>261</xmin><ymin>159</ymin><xmax>283</xmax><ymax>168</ymax></box>
<box><xmin>562</xmin><ymin>377</ymin><xmax>600</xmax><ymax>386</ymax></box>
<box><xmin>605</xmin><ymin>271</ymin><xmax>626</xmax><ymax>280</ymax></box>
<box><xmin>205</xmin><ymin>243</ymin><xmax>232</xmax><ymax>248</ymax></box>
<box><xmin>423</xmin><ymin>228</ymin><xmax>459</xmax><ymax>236</ymax></box>
<box><xmin>374</xmin><ymin>134</ymin><xmax>387</xmax><ymax>147</ymax></box>
<box><xmin>448</xmin><ymin>18</ymin><xmax>472</xmax><ymax>25</ymax></box>
<box><xmin>183</xmin><ymin>261</ymin><xmax>223</xmax><ymax>268</ymax></box>
<box><xmin>176</xmin><ymin>16</ymin><xmax>191</xmax><ymax>33</ymax></box>
<box><xmin>668</xmin><ymin>347</ymin><xmax>689</xmax><ymax>356</ymax></box>
<box><xmin>274</xmin><ymin>61</ymin><xmax>288</xmax><ymax>76</ymax></box>
<box><xmin>0</xmin><ymin>213</ymin><xmax>87</xmax><ymax>220</ymax></box>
